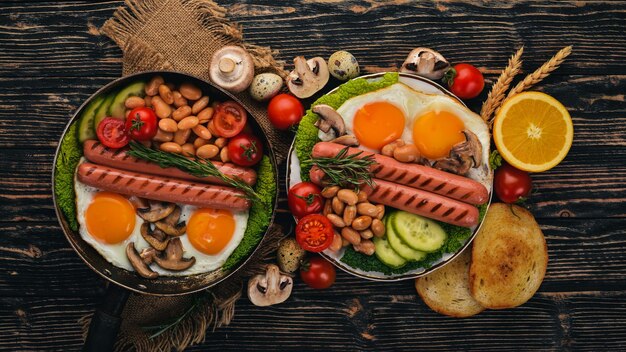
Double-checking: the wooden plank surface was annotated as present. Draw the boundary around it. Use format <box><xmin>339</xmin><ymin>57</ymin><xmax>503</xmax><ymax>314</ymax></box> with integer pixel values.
<box><xmin>0</xmin><ymin>0</ymin><xmax>625</xmax><ymax>350</ymax></box>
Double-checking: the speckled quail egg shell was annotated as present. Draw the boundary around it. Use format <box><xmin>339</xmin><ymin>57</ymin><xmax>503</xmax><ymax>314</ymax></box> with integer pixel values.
<box><xmin>249</xmin><ymin>73</ymin><xmax>283</xmax><ymax>101</ymax></box>
<box><xmin>328</xmin><ymin>51</ymin><xmax>360</xmax><ymax>81</ymax></box>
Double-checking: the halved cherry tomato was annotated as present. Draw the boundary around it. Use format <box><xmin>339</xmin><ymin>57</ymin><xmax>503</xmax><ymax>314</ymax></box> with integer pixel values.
<box><xmin>213</xmin><ymin>101</ymin><xmax>247</xmax><ymax>138</ymax></box>
<box><xmin>295</xmin><ymin>214</ymin><xmax>334</xmax><ymax>252</ymax></box>
<box><xmin>97</xmin><ymin>117</ymin><xmax>130</xmax><ymax>149</ymax></box>
<box><xmin>288</xmin><ymin>182</ymin><xmax>323</xmax><ymax>219</ymax></box>
<box><xmin>227</xmin><ymin>133</ymin><xmax>263</xmax><ymax>166</ymax></box>
<box><xmin>125</xmin><ymin>107</ymin><xmax>157</xmax><ymax>141</ymax></box>
<box><xmin>300</xmin><ymin>256</ymin><xmax>336</xmax><ymax>289</ymax></box>
<box><xmin>494</xmin><ymin>163</ymin><xmax>532</xmax><ymax>203</ymax></box>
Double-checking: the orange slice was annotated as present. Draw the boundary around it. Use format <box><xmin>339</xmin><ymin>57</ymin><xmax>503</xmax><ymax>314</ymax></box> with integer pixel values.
<box><xmin>493</xmin><ymin>91</ymin><xmax>573</xmax><ymax>172</ymax></box>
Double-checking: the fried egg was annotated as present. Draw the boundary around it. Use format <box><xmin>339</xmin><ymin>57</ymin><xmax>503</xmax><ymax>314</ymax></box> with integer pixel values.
<box><xmin>318</xmin><ymin>82</ymin><xmax>491</xmax><ymax>187</ymax></box>
<box><xmin>75</xmin><ymin>171</ymin><xmax>248</xmax><ymax>276</ymax></box>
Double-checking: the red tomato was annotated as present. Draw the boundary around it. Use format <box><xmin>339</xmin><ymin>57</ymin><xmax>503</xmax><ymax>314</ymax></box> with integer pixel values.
<box><xmin>295</xmin><ymin>214</ymin><xmax>334</xmax><ymax>252</ymax></box>
<box><xmin>97</xmin><ymin>117</ymin><xmax>130</xmax><ymax>149</ymax></box>
<box><xmin>267</xmin><ymin>94</ymin><xmax>304</xmax><ymax>130</ymax></box>
<box><xmin>125</xmin><ymin>107</ymin><xmax>157</xmax><ymax>141</ymax></box>
<box><xmin>288</xmin><ymin>182</ymin><xmax>323</xmax><ymax>219</ymax></box>
<box><xmin>300</xmin><ymin>256</ymin><xmax>336</xmax><ymax>289</ymax></box>
<box><xmin>227</xmin><ymin>133</ymin><xmax>263</xmax><ymax>166</ymax></box>
<box><xmin>213</xmin><ymin>101</ymin><xmax>247</xmax><ymax>138</ymax></box>
<box><xmin>444</xmin><ymin>63</ymin><xmax>485</xmax><ymax>99</ymax></box>
<box><xmin>494</xmin><ymin>163</ymin><xmax>533</xmax><ymax>203</ymax></box>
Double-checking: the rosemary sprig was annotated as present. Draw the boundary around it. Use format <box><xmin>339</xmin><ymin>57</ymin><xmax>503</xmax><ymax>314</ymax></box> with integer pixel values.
<box><xmin>303</xmin><ymin>147</ymin><xmax>375</xmax><ymax>189</ymax></box>
<box><xmin>127</xmin><ymin>141</ymin><xmax>260</xmax><ymax>202</ymax></box>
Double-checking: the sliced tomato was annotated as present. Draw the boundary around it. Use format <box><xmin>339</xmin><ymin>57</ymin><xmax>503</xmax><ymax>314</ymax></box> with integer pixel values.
<box><xmin>296</xmin><ymin>214</ymin><xmax>334</xmax><ymax>252</ymax></box>
<box><xmin>213</xmin><ymin>101</ymin><xmax>247</xmax><ymax>138</ymax></box>
<box><xmin>97</xmin><ymin>117</ymin><xmax>130</xmax><ymax>149</ymax></box>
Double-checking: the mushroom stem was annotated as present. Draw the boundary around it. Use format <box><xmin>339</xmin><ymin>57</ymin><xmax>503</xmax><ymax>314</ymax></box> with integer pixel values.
<box><xmin>219</xmin><ymin>58</ymin><xmax>236</xmax><ymax>74</ymax></box>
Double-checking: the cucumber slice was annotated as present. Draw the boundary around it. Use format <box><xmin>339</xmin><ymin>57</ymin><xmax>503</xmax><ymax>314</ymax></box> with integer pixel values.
<box><xmin>77</xmin><ymin>96</ymin><xmax>105</xmax><ymax>143</ymax></box>
<box><xmin>373</xmin><ymin>236</ymin><xmax>407</xmax><ymax>269</ymax></box>
<box><xmin>109</xmin><ymin>81</ymin><xmax>145</xmax><ymax>119</ymax></box>
<box><xmin>94</xmin><ymin>93</ymin><xmax>116</xmax><ymax>128</ymax></box>
<box><xmin>392</xmin><ymin>211</ymin><xmax>447</xmax><ymax>252</ymax></box>
<box><xmin>386</xmin><ymin>212</ymin><xmax>427</xmax><ymax>261</ymax></box>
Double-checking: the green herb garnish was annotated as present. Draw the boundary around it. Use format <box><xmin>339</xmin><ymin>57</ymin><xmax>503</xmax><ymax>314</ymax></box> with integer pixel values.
<box><xmin>302</xmin><ymin>147</ymin><xmax>375</xmax><ymax>190</ymax></box>
<box><xmin>489</xmin><ymin>149</ymin><xmax>503</xmax><ymax>170</ymax></box>
<box><xmin>127</xmin><ymin>141</ymin><xmax>260</xmax><ymax>201</ymax></box>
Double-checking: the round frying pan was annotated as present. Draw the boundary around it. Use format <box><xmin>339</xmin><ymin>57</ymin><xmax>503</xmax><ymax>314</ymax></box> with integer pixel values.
<box><xmin>52</xmin><ymin>71</ymin><xmax>278</xmax><ymax>351</ymax></box>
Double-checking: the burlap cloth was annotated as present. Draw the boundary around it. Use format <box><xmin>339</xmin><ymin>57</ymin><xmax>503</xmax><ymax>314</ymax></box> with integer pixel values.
<box><xmin>79</xmin><ymin>0</ymin><xmax>291</xmax><ymax>350</ymax></box>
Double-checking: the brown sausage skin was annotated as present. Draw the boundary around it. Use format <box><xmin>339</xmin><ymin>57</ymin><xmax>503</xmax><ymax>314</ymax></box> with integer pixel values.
<box><xmin>77</xmin><ymin>162</ymin><xmax>251</xmax><ymax>211</ymax></box>
<box><xmin>83</xmin><ymin>140</ymin><xmax>257</xmax><ymax>186</ymax></box>
<box><xmin>312</xmin><ymin>142</ymin><xmax>488</xmax><ymax>205</ymax></box>
<box><xmin>309</xmin><ymin>167</ymin><xmax>478</xmax><ymax>227</ymax></box>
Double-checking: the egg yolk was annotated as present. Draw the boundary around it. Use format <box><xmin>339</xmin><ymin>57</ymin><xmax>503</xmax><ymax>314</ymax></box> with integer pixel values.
<box><xmin>187</xmin><ymin>208</ymin><xmax>235</xmax><ymax>255</ymax></box>
<box><xmin>85</xmin><ymin>192</ymin><xmax>136</xmax><ymax>244</ymax></box>
<box><xmin>412</xmin><ymin>110</ymin><xmax>465</xmax><ymax>159</ymax></box>
<box><xmin>353</xmin><ymin>101</ymin><xmax>406</xmax><ymax>150</ymax></box>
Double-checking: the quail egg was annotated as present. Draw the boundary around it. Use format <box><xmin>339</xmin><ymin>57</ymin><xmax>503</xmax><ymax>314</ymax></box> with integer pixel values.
<box><xmin>328</xmin><ymin>50</ymin><xmax>360</xmax><ymax>81</ymax></box>
<box><xmin>249</xmin><ymin>73</ymin><xmax>283</xmax><ymax>101</ymax></box>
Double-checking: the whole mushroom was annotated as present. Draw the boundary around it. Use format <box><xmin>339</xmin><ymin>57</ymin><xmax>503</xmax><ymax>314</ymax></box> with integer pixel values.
<box><xmin>400</xmin><ymin>47</ymin><xmax>451</xmax><ymax>80</ymax></box>
<box><xmin>249</xmin><ymin>73</ymin><xmax>283</xmax><ymax>102</ymax></box>
<box><xmin>209</xmin><ymin>46</ymin><xmax>255</xmax><ymax>93</ymax></box>
<box><xmin>328</xmin><ymin>50</ymin><xmax>360</xmax><ymax>81</ymax></box>
<box><xmin>248</xmin><ymin>264</ymin><xmax>293</xmax><ymax>307</ymax></box>
<box><xmin>286</xmin><ymin>56</ymin><xmax>330</xmax><ymax>98</ymax></box>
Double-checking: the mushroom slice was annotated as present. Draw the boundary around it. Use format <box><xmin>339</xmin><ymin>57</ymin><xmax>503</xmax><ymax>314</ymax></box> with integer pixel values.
<box><xmin>140</xmin><ymin>222</ymin><xmax>170</xmax><ymax>251</ymax></box>
<box><xmin>432</xmin><ymin>130</ymin><xmax>483</xmax><ymax>175</ymax></box>
<box><xmin>140</xmin><ymin>247</ymin><xmax>157</xmax><ymax>265</ymax></box>
<box><xmin>312</xmin><ymin>104</ymin><xmax>346</xmax><ymax>137</ymax></box>
<box><xmin>287</xmin><ymin>56</ymin><xmax>330</xmax><ymax>98</ymax></box>
<box><xmin>137</xmin><ymin>201</ymin><xmax>176</xmax><ymax>222</ymax></box>
<box><xmin>128</xmin><ymin>196</ymin><xmax>149</xmax><ymax>211</ymax></box>
<box><xmin>126</xmin><ymin>242</ymin><xmax>158</xmax><ymax>279</ymax></box>
<box><xmin>153</xmin><ymin>238</ymin><xmax>195</xmax><ymax>271</ymax></box>
<box><xmin>247</xmin><ymin>264</ymin><xmax>293</xmax><ymax>307</ymax></box>
<box><xmin>457</xmin><ymin>130</ymin><xmax>483</xmax><ymax>167</ymax></box>
<box><xmin>400</xmin><ymin>47</ymin><xmax>450</xmax><ymax>80</ymax></box>
<box><xmin>154</xmin><ymin>221</ymin><xmax>186</xmax><ymax>237</ymax></box>
<box><xmin>314</xmin><ymin>119</ymin><xmax>332</xmax><ymax>133</ymax></box>
<box><xmin>332</xmin><ymin>134</ymin><xmax>359</xmax><ymax>147</ymax></box>
<box><xmin>209</xmin><ymin>46</ymin><xmax>255</xmax><ymax>93</ymax></box>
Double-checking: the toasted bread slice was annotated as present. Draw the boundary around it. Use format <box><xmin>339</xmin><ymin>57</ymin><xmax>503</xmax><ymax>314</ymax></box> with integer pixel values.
<box><xmin>415</xmin><ymin>248</ymin><xmax>485</xmax><ymax>317</ymax></box>
<box><xmin>469</xmin><ymin>203</ymin><xmax>547</xmax><ymax>309</ymax></box>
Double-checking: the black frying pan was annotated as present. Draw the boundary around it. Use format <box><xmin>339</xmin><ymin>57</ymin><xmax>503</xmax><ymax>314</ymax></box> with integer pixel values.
<box><xmin>52</xmin><ymin>71</ymin><xmax>278</xmax><ymax>351</ymax></box>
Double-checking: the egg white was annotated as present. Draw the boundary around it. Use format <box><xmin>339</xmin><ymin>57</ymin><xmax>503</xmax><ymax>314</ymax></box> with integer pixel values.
<box><xmin>318</xmin><ymin>82</ymin><xmax>492</xmax><ymax>188</ymax></box>
<box><xmin>74</xmin><ymin>167</ymin><xmax>249</xmax><ymax>276</ymax></box>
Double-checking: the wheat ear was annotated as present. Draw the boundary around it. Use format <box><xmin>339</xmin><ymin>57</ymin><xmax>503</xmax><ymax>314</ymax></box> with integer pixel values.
<box><xmin>480</xmin><ymin>46</ymin><xmax>524</xmax><ymax>124</ymax></box>
<box><xmin>507</xmin><ymin>45</ymin><xmax>573</xmax><ymax>98</ymax></box>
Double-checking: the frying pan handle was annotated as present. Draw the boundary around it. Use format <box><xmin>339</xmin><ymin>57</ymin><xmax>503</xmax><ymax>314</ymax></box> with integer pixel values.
<box><xmin>83</xmin><ymin>284</ymin><xmax>130</xmax><ymax>352</ymax></box>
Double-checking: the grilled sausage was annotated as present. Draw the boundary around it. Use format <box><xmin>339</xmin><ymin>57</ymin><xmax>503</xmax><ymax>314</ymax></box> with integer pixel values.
<box><xmin>309</xmin><ymin>166</ymin><xmax>478</xmax><ymax>227</ymax></box>
<box><xmin>83</xmin><ymin>140</ymin><xmax>257</xmax><ymax>186</ymax></box>
<box><xmin>77</xmin><ymin>162</ymin><xmax>251</xmax><ymax>211</ymax></box>
<box><xmin>311</xmin><ymin>142</ymin><xmax>488</xmax><ymax>205</ymax></box>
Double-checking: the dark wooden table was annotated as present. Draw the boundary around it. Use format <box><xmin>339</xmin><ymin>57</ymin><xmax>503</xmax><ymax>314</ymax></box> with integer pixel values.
<box><xmin>1</xmin><ymin>1</ymin><xmax>625</xmax><ymax>350</ymax></box>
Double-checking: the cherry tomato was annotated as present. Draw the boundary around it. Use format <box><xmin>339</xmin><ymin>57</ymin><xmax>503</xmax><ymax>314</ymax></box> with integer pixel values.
<box><xmin>125</xmin><ymin>107</ymin><xmax>157</xmax><ymax>141</ymax></box>
<box><xmin>494</xmin><ymin>163</ymin><xmax>533</xmax><ymax>203</ymax></box>
<box><xmin>267</xmin><ymin>94</ymin><xmax>304</xmax><ymax>130</ymax></box>
<box><xmin>300</xmin><ymin>256</ymin><xmax>336</xmax><ymax>289</ymax></box>
<box><xmin>96</xmin><ymin>117</ymin><xmax>130</xmax><ymax>149</ymax></box>
<box><xmin>295</xmin><ymin>214</ymin><xmax>334</xmax><ymax>252</ymax></box>
<box><xmin>444</xmin><ymin>63</ymin><xmax>485</xmax><ymax>99</ymax></box>
<box><xmin>288</xmin><ymin>182</ymin><xmax>324</xmax><ymax>219</ymax></box>
<box><xmin>227</xmin><ymin>133</ymin><xmax>263</xmax><ymax>166</ymax></box>
<box><xmin>213</xmin><ymin>101</ymin><xmax>247</xmax><ymax>138</ymax></box>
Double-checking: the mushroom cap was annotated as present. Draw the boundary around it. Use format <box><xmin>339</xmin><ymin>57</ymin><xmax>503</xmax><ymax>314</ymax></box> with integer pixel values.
<box><xmin>400</xmin><ymin>47</ymin><xmax>450</xmax><ymax>80</ymax></box>
<box><xmin>209</xmin><ymin>46</ymin><xmax>255</xmax><ymax>93</ymax></box>
<box><xmin>286</xmin><ymin>56</ymin><xmax>330</xmax><ymax>98</ymax></box>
